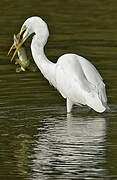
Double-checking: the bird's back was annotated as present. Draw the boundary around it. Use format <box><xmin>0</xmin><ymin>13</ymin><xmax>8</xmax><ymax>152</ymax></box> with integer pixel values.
<box><xmin>56</xmin><ymin>53</ymin><xmax>108</xmax><ymax>112</ymax></box>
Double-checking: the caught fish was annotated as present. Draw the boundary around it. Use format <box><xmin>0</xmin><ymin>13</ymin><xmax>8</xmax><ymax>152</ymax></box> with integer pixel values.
<box><xmin>8</xmin><ymin>33</ymin><xmax>38</xmax><ymax>72</ymax></box>
<box><xmin>14</xmin><ymin>34</ymin><xmax>30</xmax><ymax>72</ymax></box>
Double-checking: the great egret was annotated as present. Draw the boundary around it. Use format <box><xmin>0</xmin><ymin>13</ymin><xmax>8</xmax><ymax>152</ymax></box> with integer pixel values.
<box><xmin>8</xmin><ymin>16</ymin><xmax>109</xmax><ymax>113</ymax></box>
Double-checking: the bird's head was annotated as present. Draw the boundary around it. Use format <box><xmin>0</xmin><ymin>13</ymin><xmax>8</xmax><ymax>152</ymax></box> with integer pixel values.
<box><xmin>8</xmin><ymin>16</ymin><xmax>49</xmax><ymax>61</ymax></box>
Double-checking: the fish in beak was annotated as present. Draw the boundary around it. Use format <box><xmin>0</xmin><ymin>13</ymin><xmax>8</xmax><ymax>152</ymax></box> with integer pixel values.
<box><xmin>8</xmin><ymin>25</ymin><xmax>27</xmax><ymax>61</ymax></box>
<box><xmin>8</xmin><ymin>36</ymin><xmax>24</xmax><ymax>61</ymax></box>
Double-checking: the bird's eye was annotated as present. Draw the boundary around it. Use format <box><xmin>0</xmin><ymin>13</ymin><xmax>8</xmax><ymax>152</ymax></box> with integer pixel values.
<box><xmin>20</xmin><ymin>29</ymin><xmax>26</xmax><ymax>39</ymax></box>
<box><xmin>19</xmin><ymin>25</ymin><xmax>27</xmax><ymax>39</ymax></box>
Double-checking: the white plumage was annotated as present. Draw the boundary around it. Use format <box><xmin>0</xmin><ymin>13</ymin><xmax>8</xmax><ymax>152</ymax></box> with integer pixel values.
<box><xmin>12</xmin><ymin>16</ymin><xmax>109</xmax><ymax>113</ymax></box>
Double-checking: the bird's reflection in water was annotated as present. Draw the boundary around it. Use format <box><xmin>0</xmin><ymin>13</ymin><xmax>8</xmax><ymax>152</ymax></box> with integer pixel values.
<box><xmin>32</xmin><ymin>114</ymin><xmax>107</xmax><ymax>179</ymax></box>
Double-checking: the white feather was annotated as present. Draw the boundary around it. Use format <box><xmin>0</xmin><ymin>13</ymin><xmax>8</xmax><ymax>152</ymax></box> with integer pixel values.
<box><xmin>20</xmin><ymin>16</ymin><xmax>109</xmax><ymax>113</ymax></box>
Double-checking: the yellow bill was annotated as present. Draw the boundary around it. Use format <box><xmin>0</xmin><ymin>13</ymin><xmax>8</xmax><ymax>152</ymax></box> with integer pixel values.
<box><xmin>11</xmin><ymin>38</ymin><xmax>24</xmax><ymax>61</ymax></box>
<box><xmin>8</xmin><ymin>43</ymin><xmax>15</xmax><ymax>56</ymax></box>
<box><xmin>8</xmin><ymin>25</ymin><xmax>27</xmax><ymax>61</ymax></box>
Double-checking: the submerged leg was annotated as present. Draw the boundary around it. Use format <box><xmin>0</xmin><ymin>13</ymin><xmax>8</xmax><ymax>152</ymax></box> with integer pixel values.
<box><xmin>67</xmin><ymin>98</ymin><xmax>73</xmax><ymax>113</ymax></box>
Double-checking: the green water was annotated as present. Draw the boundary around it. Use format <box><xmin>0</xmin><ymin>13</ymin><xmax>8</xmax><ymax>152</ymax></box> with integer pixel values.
<box><xmin>0</xmin><ymin>0</ymin><xmax>117</xmax><ymax>179</ymax></box>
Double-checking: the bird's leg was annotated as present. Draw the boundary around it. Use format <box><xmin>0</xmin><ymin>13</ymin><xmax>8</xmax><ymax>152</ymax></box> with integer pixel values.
<box><xmin>67</xmin><ymin>98</ymin><xmax>73</xmax><ymax>113</ymax></box>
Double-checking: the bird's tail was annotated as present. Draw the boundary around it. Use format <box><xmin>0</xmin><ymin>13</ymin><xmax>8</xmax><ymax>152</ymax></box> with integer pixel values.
<box><xmin>86</xmin><ymin>92</ymin><xmax>106</xmax><ymax>113</ymax></box>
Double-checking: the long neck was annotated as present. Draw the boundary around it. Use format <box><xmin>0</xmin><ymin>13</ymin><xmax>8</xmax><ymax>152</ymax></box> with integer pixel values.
<box><xmin>31</xmin><ymin>35</ymin><xmax>56</xmax><ymax>88</ymax></box>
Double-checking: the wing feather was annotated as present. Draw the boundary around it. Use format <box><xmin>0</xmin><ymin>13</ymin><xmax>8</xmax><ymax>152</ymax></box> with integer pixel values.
<box><xmin>79</xmin><ymin>55</ymin><xmax>107</xmax><ymax>105</ymax></box>
<box><xmin>56</xmin><ymin>54</ymin><xmax>107</xmax><ymax>112</ymax></box>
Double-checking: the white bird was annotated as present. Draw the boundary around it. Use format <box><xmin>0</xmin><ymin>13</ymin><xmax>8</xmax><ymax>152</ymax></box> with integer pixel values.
<box><xmin>8</xmin><ymin>16</ymin><xmax>109</xmax><ymax>113</ymax></box>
